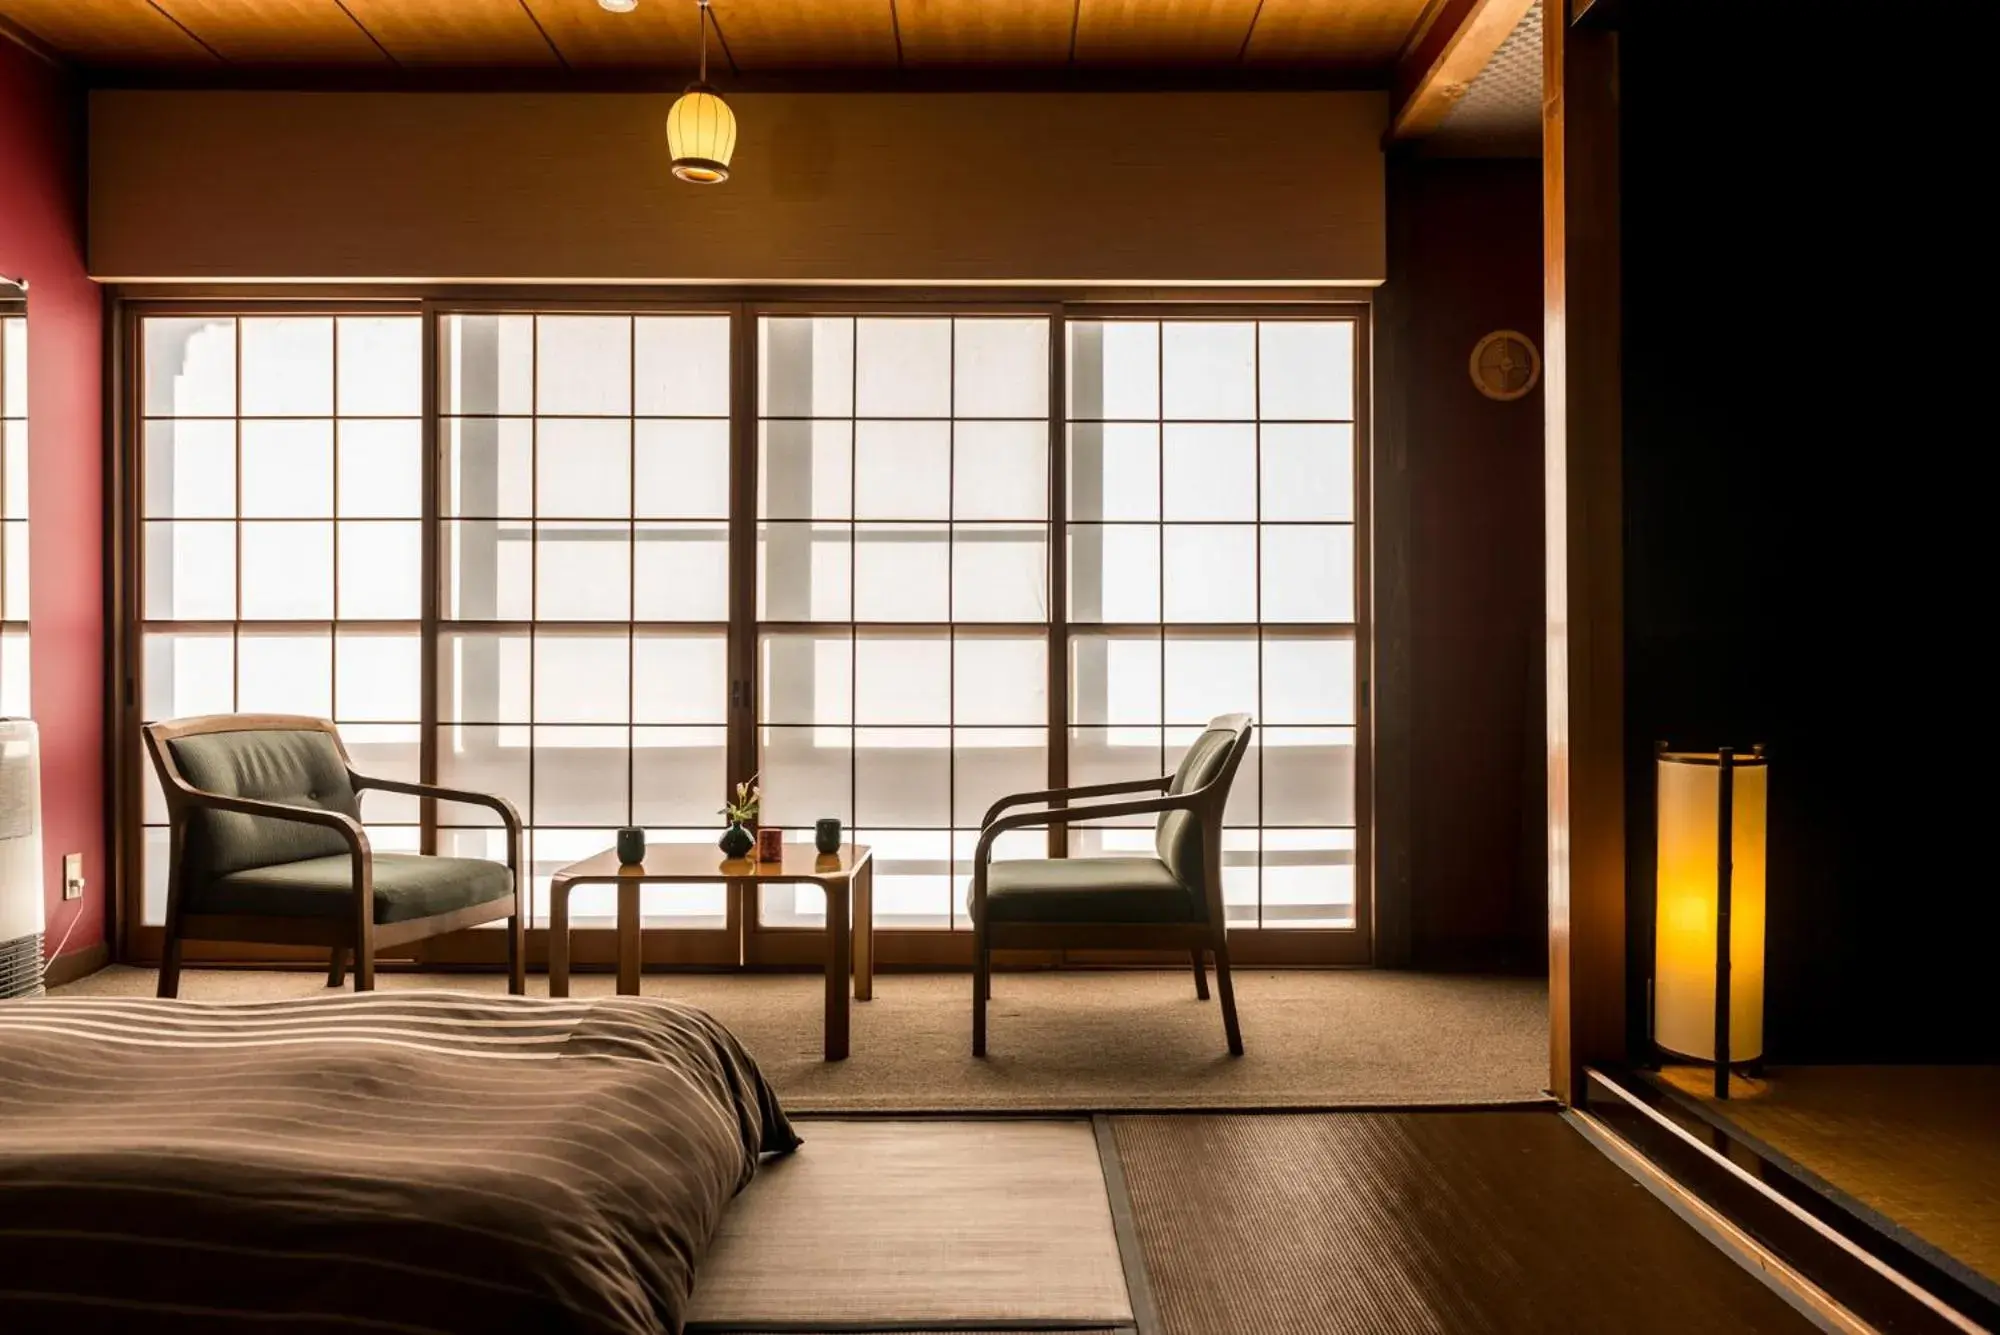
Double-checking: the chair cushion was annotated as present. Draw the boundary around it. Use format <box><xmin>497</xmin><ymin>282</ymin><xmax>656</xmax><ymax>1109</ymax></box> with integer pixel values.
<box><xmin>978</xmin><ymin>856</ymin><xmax>1201</xmax><ymax>925</ymax></box>
<box><xmin>166</xmin><ymin>729</ymin><xmax>363</xmax><ymax>882</ymax></box>
<box><xmin>1154</xmin><ymin>727</ymin><xmax>1237</xmax><ymax>891</ymax></box>
<box><xmin>195</xmin><ymin>854</ymin><xmax>515</xmax><ymax>925</ymax></box>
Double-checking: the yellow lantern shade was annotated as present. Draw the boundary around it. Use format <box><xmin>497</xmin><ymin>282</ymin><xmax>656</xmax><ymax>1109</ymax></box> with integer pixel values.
<box><xmin>667</xmin><ymin>86</ymin><xmax>736</xmax><ymax>184</ymax></box>
<box><xmin>1655</xmin><ymin>747</ymin><xmax>1768</xmax><ymax>1081</ymax></box>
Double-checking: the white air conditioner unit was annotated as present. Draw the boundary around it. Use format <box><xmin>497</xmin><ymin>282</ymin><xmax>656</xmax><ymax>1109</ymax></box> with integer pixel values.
<box><xmin>0</xmin><ymin>719</ymin><xmax>46</xmax><ymax>1000</ymax></box>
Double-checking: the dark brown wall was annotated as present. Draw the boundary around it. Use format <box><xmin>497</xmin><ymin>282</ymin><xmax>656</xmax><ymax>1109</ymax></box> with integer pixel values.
<box><xmin>88</xmin><ymin>90</ymin><xmax>1386</xmax><ymax>283</ymax></box>
<box><xmin>1380</xmin><ymin>156</ymin><xmax>1547</xmax><ymax>972</ymax></box>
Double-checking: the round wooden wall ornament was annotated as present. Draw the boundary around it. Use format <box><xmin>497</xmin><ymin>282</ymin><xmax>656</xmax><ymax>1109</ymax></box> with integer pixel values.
<box><xmin>1469</xmin><ymin>330</ymin><xmax>1541</xmax><ymax>401</ymax></box>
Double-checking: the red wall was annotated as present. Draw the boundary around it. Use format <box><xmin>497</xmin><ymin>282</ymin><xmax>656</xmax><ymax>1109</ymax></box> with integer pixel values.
<box><xmin>0</xmin><ymin>39</ymin><xmax>106</xmax><ymax>965</ymax></box>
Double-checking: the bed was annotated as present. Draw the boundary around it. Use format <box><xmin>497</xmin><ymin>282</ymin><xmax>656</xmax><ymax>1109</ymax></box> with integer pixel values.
<box><xmin>0</xmin><ymin>991</ymin><xmax>798</xmax><ymax>1334</ymax></box>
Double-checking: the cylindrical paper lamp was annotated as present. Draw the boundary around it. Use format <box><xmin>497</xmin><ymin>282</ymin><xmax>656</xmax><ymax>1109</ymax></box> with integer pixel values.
<box><xmin>1654</xmin><ymin>745</ymin><xmax>1768</xmax><ymax>1098</ymax></box>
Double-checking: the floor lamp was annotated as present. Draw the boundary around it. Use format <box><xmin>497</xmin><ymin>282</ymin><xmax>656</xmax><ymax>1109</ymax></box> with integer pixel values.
<box><xmin>1654</xmin><ymin>744</ymin><xmax>1768</xmax><ymax>1099</ymax></box>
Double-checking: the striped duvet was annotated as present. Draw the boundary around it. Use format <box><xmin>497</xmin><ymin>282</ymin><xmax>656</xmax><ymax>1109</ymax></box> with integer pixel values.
<box><xmin>0</xmin><ymin>991</ymin><xmax>798</xmax><ymax>1335</ymax></box>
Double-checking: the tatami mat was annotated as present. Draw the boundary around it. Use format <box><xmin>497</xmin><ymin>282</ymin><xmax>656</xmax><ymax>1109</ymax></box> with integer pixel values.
<box><xmin>1663</xmin><ymin>1063</ymin><xmax>2000</xmax><ymax>1285</ymax></box>
<box><xmin>686</xmin><ymin>1119</ymin><xmax>1132</xmax><ymax>1329</ymax></box>
<box><xmin>1110</xmin><ymin>1113</ymin><xmax>1815</xmax><ymax>1335</ymax></box>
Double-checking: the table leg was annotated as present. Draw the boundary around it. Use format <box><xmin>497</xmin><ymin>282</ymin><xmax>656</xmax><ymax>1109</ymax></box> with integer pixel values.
<box><xmin>824</xmin><ymin>879</ymin><xmax>851</xmax><ymax>1061</ymax></box>
<box><xmin>853</xmin><ymin>859</ymin><xmax>874</xmax><ymax>1002</ymax></box>
<box><xmin>617</xmin><ymin>878</ymin><xmax>642</xmax><ymax>996</ymax></box>
<box><xmin>549</xmin><ymin>875</ymin><xmax>572</xmax><ymax>999</ymax></box>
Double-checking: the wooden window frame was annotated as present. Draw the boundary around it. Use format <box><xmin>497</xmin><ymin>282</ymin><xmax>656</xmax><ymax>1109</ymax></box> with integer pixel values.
<box><xmin>110</xmin><ymin>289</ymin><xmax>1372</xmax><ymax>972</ymax></box>
<box><xmin>1</xmin><ymin>305</ymin><xmax>27</xmax><ymax>714</ymax></box>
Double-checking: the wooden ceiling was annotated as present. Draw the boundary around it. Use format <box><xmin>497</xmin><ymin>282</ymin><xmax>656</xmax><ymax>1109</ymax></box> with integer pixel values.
<box><xmin>0</xmin><ymin>0</ymin><xmax>1441</xmax><ymax>78</ymax></box>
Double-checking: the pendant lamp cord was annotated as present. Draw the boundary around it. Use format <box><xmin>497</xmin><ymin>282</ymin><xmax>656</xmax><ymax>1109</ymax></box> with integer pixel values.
<box><xmin>697</xmin><ymin>0</ymin><xmax>710</xmax><ymax>84</ymax></box>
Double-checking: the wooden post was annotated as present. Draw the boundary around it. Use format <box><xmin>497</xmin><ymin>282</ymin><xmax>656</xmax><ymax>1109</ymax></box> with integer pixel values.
<box><xmin>1543</xmin><ymin>0</ymin><xmax>1626</xmax><ymax>1104</ymax></box>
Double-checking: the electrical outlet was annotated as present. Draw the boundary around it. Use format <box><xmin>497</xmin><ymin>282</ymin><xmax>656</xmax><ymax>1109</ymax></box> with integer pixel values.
<box><xmin>62</xmin><ymin>853</ymin><xmax>84</xmax><ymax>901</ymax></box>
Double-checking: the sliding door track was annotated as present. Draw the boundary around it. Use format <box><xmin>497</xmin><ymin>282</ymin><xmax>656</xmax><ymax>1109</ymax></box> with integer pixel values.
<box><xmin>1583</xmin><ymin>1067</ymin><xmax>1996</xmax><ymax>1335</ymax></box>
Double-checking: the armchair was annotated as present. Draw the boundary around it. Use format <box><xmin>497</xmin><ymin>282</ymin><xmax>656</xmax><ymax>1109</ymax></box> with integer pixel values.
<box><xmin>142</xmin><ymin>715</ymin><xmax>524</xmax><ymax>999</ymax></box>
<box><xmin>968</xmin><ymin>713</ymin><xmax>1253</xmax><ymax>1057</ymax></box>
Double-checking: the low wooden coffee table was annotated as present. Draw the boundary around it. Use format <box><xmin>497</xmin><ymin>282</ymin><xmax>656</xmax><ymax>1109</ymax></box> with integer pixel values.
<box><xmin>547</xmin><ymin>843</ymin><xmax>874</xmax><ymax>1060</ymax></box>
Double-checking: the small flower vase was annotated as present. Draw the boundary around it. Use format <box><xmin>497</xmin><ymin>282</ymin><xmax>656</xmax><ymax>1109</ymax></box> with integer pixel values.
<box><xmin>719</xmin><ymin>821</ymin><xmax>754</xmax><ymax>859</ymax></box>
<box><xmin>815</xmin><ymin>817</ymin><xmax>843</xmax><ymax>856</ymax></box>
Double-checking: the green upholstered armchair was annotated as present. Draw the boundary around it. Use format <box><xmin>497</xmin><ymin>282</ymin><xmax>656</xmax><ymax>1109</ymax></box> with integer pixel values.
<box><xmin>142</xmin><ymin>715</ymin><xmax>524</xmax><ymax>999</ymax></box>
<box><xmin>968</xmin><ymin>713</ymin><xmax>1253</xmax><ymax>1058</ymax></box>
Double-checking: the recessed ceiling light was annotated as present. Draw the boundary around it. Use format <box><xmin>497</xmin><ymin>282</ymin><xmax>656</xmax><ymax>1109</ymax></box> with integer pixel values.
<box><xmin>599</xmin><ymin>0</ymin><xmax>638</xmax><ymax>12</ymax></box>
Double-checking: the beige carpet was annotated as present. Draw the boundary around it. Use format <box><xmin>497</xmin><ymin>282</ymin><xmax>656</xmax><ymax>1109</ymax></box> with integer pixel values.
<box><xmin>59</xmin><ymin>966</ymin><xmax>1550</xmax><ymax>1112</ymax></box>
<box><xmin>687</xmin><ymin>1120</ymin><xmax>1130</xmax><ymax>1327</ymax></box>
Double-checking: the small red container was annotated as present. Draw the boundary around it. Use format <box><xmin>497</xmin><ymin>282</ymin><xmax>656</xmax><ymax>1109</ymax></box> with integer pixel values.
<box><xmin>756</xmin><ymin>826</ymin><xmax>785</xmax><ymax>863</ymax></box>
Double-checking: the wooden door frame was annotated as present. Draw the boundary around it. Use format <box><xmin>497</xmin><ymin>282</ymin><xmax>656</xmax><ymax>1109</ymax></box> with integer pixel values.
<box><xmin>1543</xmin><ymin>1</ymin><xmax>1626</xmax><ymax>1103</ymax></box>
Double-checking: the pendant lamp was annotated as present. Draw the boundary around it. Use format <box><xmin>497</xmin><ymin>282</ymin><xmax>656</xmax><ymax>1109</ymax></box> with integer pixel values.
<box><xmin>667</xmin><ymin>0</ymin><xmax>736</xmax><ymax>184</ymax></box>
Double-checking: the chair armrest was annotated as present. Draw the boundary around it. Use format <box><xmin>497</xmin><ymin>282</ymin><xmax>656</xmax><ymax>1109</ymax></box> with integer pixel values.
<box><xmin>350</xmin><ymin>774</ymin><xmax>523</xmax><ymax>834</ymax></box>
<box><xmin>980</xmin><ymin>775</ymin><xmax>1172</xmax><ymax>830</ymax></box>
<box><xmin>176</xmin><ymin>791</ymin><xmax>371</xmax><ymax>859</ymax></box>
<box><xmin>968</xmin><ymin>793</ymin><xmax>1194</xmax><ymax>920</ymax></box>
<box><xmin>349</xmin><ymin>775</ymin><xmax>523</xmax><ymax>879</ymax></box>
<box><xmin>973</xmin><ymin>792</ymin><xmax>1192</xmax><ymax>871</ymax></box>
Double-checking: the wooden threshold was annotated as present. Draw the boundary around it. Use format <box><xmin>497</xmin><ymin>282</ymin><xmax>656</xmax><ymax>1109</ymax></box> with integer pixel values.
<box><xmin>1565</xmin><ymin>1106</ymin><xmax>1867</xmax><ymax>1335</ymax></box>
<box><xmin>120</xmin><ymin>926</ymin><xmax>1369</xmax><ymax>970</ymax></box>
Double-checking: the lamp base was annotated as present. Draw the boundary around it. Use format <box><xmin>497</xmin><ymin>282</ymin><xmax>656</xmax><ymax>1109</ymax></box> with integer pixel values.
<box><xmin>1653</xmin><ymin>1044</ymin><xmax>1764</xmax><ymax>1099</ymax></box>
<box><xmin>672</xmin><ymin>159</ymin><xmax>730</xmax><ymax>184</ymax></box>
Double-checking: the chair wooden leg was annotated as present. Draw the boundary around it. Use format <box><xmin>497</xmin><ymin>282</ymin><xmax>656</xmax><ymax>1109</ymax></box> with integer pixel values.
<box><xmin>327</xmin><ymin>947</ymin><xmax>347</xmax><ymax>988</ymax></box>
<box><xmin>353</xmin><ymin>945</ymin><xmax>376</xmax><ymax>992</ymax></box>
<box><xmin>157</xmin><ymin>844</ymin><xmax>185</xmax><ymax>999</ymax></box>
<box><xmin>506</xmin><ymin>911</ymin><xmax>526</xmax><ymax>996</ymax></box>
<box><xmin>1191</xmin><ymin>948</ymin><xmax>1210</xmax><ymax>1001</ymax></box>
<box><xmin>157</xmin><ymin>929</ymin><xmax>184</xmax><ymax>1000</ymax></box>
<box><xmin>1212</xmin><ymin>935</ymin><xmax>1243</xmax><ymax>1056</ymax></box>
<box><xmin>972</xmin><ymin>928</ymin><xmax>990</xmax><ymax>1057</ymax></box>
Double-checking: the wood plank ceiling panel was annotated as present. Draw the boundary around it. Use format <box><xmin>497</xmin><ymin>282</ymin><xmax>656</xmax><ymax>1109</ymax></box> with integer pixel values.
<box><xmin>1071</xmin><ymin>0</ymin><xmax>1263</xmax><ymax>66</ymax></box>
<box><xmin>708</xmin><ymin>0</ymin><xmax>899</xmax><ymax>70</ymax></box>
<box><xmin>1245</xmin><ymin>0</ymin><xmax>1432</xmax><ymax>67</ymax></box>
<box><xmin>0</xmin><ymin>0</ymin><xmax>220</xmax><ymax>65</ymax></box>
<box><xmin>1</xmin><ymin>0</ymin><xmax>1442</xmax><ymax>75</ymax></box>
<box><xmin>336</xmin><ymin>0</ymin><xmax>564</xmax><ymax>67</ymax></box>
<box><xmin>895</xmin><ymin>0</ymin><xmax>1077</xmax><ymax>67</ymax></box>
<box><xmin>524</xmin><ymin>0</ymin><xmax>704</xmax><ymax>70</ymax></box>
<box><xmin>153</xmin><ymin>0</ymin><xmax>392</xmax><ymax>65</ymax></box>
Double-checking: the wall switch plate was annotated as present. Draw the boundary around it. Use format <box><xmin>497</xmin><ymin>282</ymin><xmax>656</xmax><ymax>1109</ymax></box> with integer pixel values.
<box><xmin>62</xmin><ymin>853</ymin><xmax>84</xmax><ymax>901</ymax></box>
